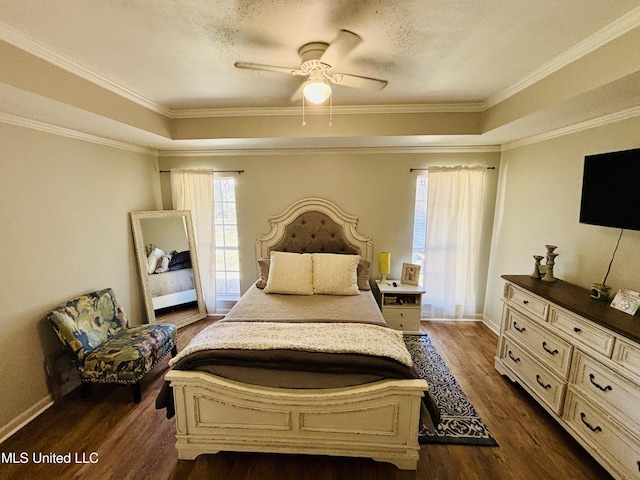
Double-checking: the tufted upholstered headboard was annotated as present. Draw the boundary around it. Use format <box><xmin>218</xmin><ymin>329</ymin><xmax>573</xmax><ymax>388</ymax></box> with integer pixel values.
<box><xmin>255</xmin><ymin>198</ymin><xmax>373</xmax><ymax>262</ymax></box>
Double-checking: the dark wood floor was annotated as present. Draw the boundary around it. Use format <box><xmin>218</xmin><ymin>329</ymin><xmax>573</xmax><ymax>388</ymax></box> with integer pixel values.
<box><xmin>0</xmin><ymin>320</ymin><xmax>612</xmax><ymax>480</ymax></box>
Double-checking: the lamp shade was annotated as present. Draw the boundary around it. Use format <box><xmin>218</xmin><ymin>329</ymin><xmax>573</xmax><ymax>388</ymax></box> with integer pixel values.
<box><xmin>303</xmin><ymin>80</ymin><xmax>332</xmax><ymax>104</ymax></box>
<box><xmin>378</xmin><ymin>252</ymin><xmax>391</xmax><ymax>275</ymax></box>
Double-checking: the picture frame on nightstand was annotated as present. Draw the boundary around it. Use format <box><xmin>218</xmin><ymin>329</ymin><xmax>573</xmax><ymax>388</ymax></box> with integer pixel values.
<box><xmin>401</xmin><ymin>263</ymin><xmax>420</xmax><ymax>286</ymax></box>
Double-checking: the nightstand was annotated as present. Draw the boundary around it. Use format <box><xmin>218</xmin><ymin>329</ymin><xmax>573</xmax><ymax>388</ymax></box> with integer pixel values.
<box><xmin>376</xmin><ymin>281</ymin><xmax>424</xmax><ymax>334</ymax></box>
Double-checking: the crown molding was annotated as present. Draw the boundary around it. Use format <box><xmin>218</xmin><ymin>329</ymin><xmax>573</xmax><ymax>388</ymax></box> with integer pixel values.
<box><xmin>501</xmin><ymin>105</ymin><xmax>640</xmax><ymax>151</ymax></box>
<box><xmin>157</xmin><ymin>144</ymin><xmax>501</xmax><ymax>157</ymax></box>
<box><xmin>169</xmin><ymin>103</ymin><xmax>485</xmax><ymax>119</ymax></box>
<box><xmin>0</xmin><ymin>21</ymin><xmax>171</xmax><ymax>117</ymax></box>
<box><xmin>485</xmin><ymin>5</ymin><xmax>640</xmax><ymax>109</ymax></box>
<box><xmin>0</xmin><ymin>111</ymin><xmax>157</xmax><ymax>155</ymax></box>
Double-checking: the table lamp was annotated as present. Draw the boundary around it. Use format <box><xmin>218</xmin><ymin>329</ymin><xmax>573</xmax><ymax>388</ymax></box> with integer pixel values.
<box><xmin>378</xmin><ymin>251</ymin><xmax>391</xmax><ymax>285</ymax></box>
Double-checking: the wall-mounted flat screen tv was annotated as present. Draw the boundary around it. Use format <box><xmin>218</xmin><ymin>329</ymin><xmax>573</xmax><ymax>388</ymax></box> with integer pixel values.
<box><xmin>579</xmin><ymin>147</ymin><xmax>640</xmax><ymax>231</ymax></box>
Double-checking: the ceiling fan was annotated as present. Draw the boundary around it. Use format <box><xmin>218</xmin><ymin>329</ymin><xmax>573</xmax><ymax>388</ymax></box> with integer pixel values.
<box><xmin>234</xmin><ymin>30</ymin><xmax>388</xmax><ymax>104</ymax></box>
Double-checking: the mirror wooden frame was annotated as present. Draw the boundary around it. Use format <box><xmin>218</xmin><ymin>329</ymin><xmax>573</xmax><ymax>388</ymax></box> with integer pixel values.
<box><xmin>130</xmin><ymin>210</ymin><xmax>207</xmax><ymax>327</ymax></box>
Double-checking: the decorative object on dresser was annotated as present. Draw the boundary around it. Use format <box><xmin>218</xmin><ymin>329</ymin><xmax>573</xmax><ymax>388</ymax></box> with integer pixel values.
<box><xmin>610</xmin><ymin>288</ymin><xmax>640</xmax><ymax>316</ymax></box>
<box><xmin>376</xmin><ymin>280</ymin><xmax>424</xmax><ymax>334</ymax></box>
<box><xmin>378</xmin><ymin>251</ymin><xmax>391</xmax><ymax>285</ymax></box>
<box><xmin>495</xmin><ymin>275</ymin><xmax>640</xmax><ymax>480</ymax></box>
<box><xmin>529</xmin><ymin>244</ymin><xmax>558</xmax><ymax>282</ymax></box>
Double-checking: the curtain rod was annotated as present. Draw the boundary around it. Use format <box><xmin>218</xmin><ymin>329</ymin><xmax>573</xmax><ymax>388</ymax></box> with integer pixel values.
<box><xmin>409</xmin><ymin>166</ymin><xmax>495</xmax><ymax>172</ymax></box>
<box><xmin>159</xmin><ymin>169</ymin><xmax>244</xmax><ymax>174</ymax></box>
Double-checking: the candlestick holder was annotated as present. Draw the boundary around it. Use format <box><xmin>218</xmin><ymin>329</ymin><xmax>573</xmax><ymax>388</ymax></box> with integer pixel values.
<box><xmin>530</xmin><ymin>255</ymin><xmax>544</xmax><ymax>279</ymax></box>
<box><xmin>542</xmin><ymin>252</ymin><xmax>558</xmax><ymax>282</ymax></box>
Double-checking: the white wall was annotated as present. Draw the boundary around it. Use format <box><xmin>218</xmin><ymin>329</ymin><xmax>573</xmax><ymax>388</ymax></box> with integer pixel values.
<box><xmin>0</xmin><ymin>123</ymin><xmax>161</xmax><ymax>437</ymax></box>
<box><xmin>484</xmin><ymin>116</ymin><xmax>640</xmax><ymax>331</ymax></box>
<box><xmin>159</xmin><ymin>150</ymin><xmax>501</xmax><ymax>312</ymax></box>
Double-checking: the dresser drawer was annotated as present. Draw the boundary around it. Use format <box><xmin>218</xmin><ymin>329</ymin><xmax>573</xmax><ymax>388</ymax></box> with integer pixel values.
<box><xmin>504</xmin><ymin>283</ymin><xmax>549</xmax><ymax>321</ymax></box>
<box><xmin>571</xmin><ymin>350</ymin><xmax>640</xmax><ymax>429</ymax></box>
<box><xmin>382</xmin><ymin>307</ymin><xmax>420</xmax><ymax>333</ymax></box>
<box><xmin>613</xmin><ymin>338</ymin><xmax>640</xmax><ymax>378</ymax></box>
<box><xmin>548</xmin><ymin>306</ymin><xmax>615</xmax><ymax>357</ymax></box>
<box><xmin>504</xmin><ymin>307</ymin><xmax>573</xmax><ymax>378</ymax></box>
<box><xmin>500</xmin><ymin>338</ymin><xmax>566</xmax><ymax>414</ymax></box>
<box><xmin>563</xmin><ymin>390</ymin><xmax>640</xmax><ymax>480</ymax></box>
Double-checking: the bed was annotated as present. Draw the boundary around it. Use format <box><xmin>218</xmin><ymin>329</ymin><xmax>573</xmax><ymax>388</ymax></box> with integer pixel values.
<box><xmin>159</xmin><ymin>198</ymin><xmax>430</xmax><ymax>469</ymax></box>
<box><xmin>147</xmin><ymin>250</ymin><xmax>197</xmax><ymax>310</ymax></box>
<box><xmin>149</xmin><ymin>267</ymin><xmax>197</xmax><ymax>310</ymax></box>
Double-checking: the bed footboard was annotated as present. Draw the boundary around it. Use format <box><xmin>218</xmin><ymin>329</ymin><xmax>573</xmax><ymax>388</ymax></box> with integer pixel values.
<box><xmin>166</xmin><ymin>370</ymin><xmax>428</xmax><ymax>470</ymax></box>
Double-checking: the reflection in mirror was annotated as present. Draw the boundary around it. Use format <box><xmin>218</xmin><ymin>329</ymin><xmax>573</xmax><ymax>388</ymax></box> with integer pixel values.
<box><xmin>131</xmin><ymin>210</ymin><xmax>206</xmax><ymax>327</ymax></box>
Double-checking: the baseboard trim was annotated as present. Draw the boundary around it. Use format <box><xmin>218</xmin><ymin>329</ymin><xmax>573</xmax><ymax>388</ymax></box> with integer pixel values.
<box><xmin>0</xmin><ymin>396</ymin><xmax>53</xmax><ymax>445</ymax></box>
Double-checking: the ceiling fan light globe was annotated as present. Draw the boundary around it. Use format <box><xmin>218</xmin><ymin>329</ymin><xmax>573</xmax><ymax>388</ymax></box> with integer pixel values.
<box><xmin>303</xmin><ymin>81</ymin><xmax>332</xmax><ymax>104</ymax></box>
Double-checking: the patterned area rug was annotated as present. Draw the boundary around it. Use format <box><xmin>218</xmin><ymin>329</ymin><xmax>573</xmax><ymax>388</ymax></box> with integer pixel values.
<box><xmin>404</xmin><ymin>334</ymin><xmax>498</xmax><ymax>446</ymax></box>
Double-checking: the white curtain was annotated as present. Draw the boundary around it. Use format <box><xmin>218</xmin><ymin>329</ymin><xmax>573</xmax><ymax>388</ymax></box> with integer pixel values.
<box><xmin>170</xmin><ymin>169</ymin><xmax>216</xmax><ymax>313</ymax></box>
<box><xmin>421</xmin><ymin>168</ymin><xmax>487</xmax><ymax>319</ymax></box>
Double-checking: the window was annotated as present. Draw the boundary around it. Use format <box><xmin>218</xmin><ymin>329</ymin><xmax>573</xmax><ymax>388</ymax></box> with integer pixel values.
<box><xmin>411</xmin><ymin>169</ymin><xmax>487</xmax><ymax>319</ymax></box>
<box><xmin>411</xmin><ymin>175</ymin><xmax>428</xmax><ymax>287</ymax></box>
<box><xmin>214</xmin><ymin>177</ymin><xmax>240</xmax><ymax>300</ymax></box>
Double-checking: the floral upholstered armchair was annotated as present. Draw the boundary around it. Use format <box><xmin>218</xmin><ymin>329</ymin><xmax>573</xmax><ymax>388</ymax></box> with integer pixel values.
<box><xmin>48</xmin><ymin>288</ymin><xmax>178</xmax><ymax>403</ymax></box>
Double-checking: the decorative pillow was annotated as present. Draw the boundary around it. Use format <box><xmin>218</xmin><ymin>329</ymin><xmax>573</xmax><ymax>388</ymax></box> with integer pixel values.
<box><xmin>264</xmin><ymin>252</ymin><xmax>314</xmax><ymax>295</ymax></box>
<box><xmin>168</xmin><ymin>250</ymin><xmax>192</xmax><ymax>271</ymax></box>
<box><xmin>147</xmin><ymin>248</ymin><xmax>165</xmax><ymax>274</ymax></box>
<box><xmin>357</xmin><ymin>258</ymin><xmax>371</xmax><ymax>290</ymax></box>
<box><xmin>155</xmin><ymin>254</ymin><xmax>172</xmax><ymax>274</ymax></box>
<box><xmin>255</xmin><ymin>256</ymin><xmax>270</xmax><ymax>289</ymax></box>
<box><xmin>312</xmin><ymin>253</ymin><xmax>360</xmax><ymax>295</ymax></box>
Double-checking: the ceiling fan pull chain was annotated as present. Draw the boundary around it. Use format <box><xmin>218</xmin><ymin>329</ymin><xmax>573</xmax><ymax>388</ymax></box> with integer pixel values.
<box><xmin>301</xmin><ymin>96</ymin><xmax>306</xmax><ymax>126</ymax></box>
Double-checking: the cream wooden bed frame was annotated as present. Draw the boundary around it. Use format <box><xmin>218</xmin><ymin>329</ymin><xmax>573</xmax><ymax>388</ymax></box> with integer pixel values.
<box><xmin>165</xmin><ymin>198</ymin><xmax>428</xmax><ymax>469</ymax></box>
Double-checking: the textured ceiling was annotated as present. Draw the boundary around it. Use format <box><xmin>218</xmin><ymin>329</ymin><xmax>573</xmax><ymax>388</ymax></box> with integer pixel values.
<box><xmin>1</xmin><ymin>1</ymin><xmax>640</xmax><ymax>150</ymax></box>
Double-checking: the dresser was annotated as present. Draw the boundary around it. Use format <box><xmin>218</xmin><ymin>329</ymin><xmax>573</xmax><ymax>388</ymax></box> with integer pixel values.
<box><xmin>495</xmin><ymin>275</ymin><xmax>640</xmax><ymax>480</ymax></box>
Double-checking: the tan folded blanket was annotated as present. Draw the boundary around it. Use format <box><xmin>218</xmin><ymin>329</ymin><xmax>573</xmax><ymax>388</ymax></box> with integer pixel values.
<box><xmin>170</xmin><ymin>321</ymin><xmax>413</xmax><ymax>368</ymax></box>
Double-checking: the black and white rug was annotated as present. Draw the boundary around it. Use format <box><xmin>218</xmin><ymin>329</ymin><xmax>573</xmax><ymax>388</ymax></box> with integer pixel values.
<box><xmin>404</xmin><ymin>334</ymin><xmax>498</xmax><ymax>446</ymax></box>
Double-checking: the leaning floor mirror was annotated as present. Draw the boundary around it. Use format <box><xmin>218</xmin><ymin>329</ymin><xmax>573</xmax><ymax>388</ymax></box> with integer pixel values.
<box><xmin>131</xmin><ymin>210</ymin><xmax>207</xmax><ymax>327</ymax></box>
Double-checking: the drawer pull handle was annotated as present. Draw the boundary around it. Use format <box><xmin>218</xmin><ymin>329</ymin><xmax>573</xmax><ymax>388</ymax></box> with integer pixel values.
<box><xmin>535</xmin><ymin>374</ymin><xmax>551</xmax><ymax>390</ymax></box>
<box><xmin>579</xmin><ymin>412</ymin><xmax>602</xmax><ymax>433</ymax></box>
<box><xmin>589</xmin><ymin>374</ymin><xmax>612</xmax><ymax>392</ymax></box>
<box><xmin>508</xmin><ymin>350</ymin><xmax>521</xmax><ymax>363</ymax></box>
<box><xmin>523</xmin><ymin>300</ymin><xmax>529</xmax><ymax>305</ymax></box>
<box><xmin>513</xmin><ymin>322</ymin><xmax>526</xmax><ymax>333</ymax></box>
<box><xmin>542</xmin><ymin>342</ymin><xmax>558</xmax><ymax>355</ymax></box>
<box><xmin>573</xmin><ymin>326</ymin><xmax>582</xmax><ymax>333</ymax></box>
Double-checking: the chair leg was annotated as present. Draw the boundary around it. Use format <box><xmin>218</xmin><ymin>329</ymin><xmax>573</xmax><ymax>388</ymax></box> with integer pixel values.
<box><xmin>130</xmin><ymin>383</ymin><xmax>142</xmax><ymax>404</ymax></box>
<box><xmin>81</xmin><ymin>383</ymin><xmax>92</xmax><ymax>399</ymax></box>
<box><xmin>171</xmin><ymin>345</ymin><xmax>178</xmax><ymax>357</ymax></box>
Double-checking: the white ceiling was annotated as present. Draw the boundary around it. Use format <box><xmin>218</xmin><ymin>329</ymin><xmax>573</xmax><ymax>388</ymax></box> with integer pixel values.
<box><xmin>1</xmin><ymin>0</ymin><xmax>640</xmax><ymax>151</ymax></box>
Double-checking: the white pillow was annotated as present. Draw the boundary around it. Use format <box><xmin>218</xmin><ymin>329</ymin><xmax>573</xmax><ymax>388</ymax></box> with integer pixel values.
<box><xmin>312</xmin><ymin>253</ymin><xmax>360</xmax><ymax>295</ymax></box>
<box><xmin>264</xmin><ymin>252</ymin><xmax>314</xmax><ymax>295</ymax></box>
<box><xmin>155</xmin><ymin>254</ymin><xmax>172</xmax><ymax>273</ymax></box>
<box><xmin>146</xmin><ymin>248</ymin><xmax>165</xmax><ymax>274</ymax></box>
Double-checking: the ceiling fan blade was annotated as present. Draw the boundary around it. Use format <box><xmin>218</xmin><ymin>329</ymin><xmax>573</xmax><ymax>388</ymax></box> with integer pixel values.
<box><xmin>234</xmin><ymin>61</ymin><xmax>304</xmax><ymax>76</ymax></box>
<box><xmin>290</xmin><ymin>82</ymin><xmax>305</xmax><ymax>102</ymax></box>
<box><xmin>319</xmin><ymin>30</ymin><xmax>362</xmax><ymax>67</ymax></box>
<box><xmin>329</xmin><ymin>73</ymin><xmax>388</xmax><ymax>91</ymax></box>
